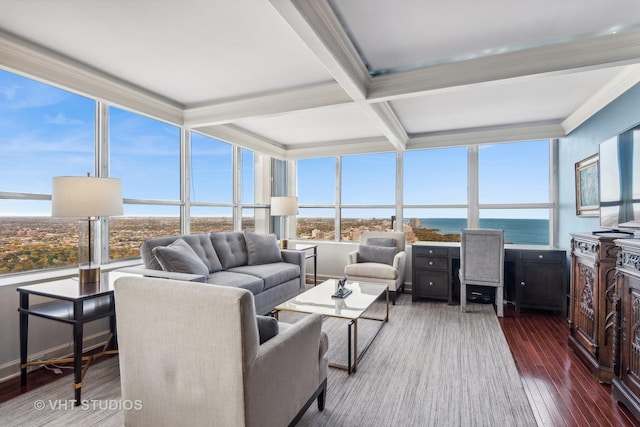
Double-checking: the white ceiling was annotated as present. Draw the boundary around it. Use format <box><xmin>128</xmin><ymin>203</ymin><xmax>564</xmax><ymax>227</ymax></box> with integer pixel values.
<box><xmin>1</xmin><ymin>0</ymin><xmax>640</xmax><ymax>159</ymax></box>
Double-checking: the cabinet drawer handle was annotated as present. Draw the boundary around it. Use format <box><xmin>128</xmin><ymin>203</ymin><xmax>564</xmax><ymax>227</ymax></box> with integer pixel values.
<box><xmin>520</xmin><ymin>281</ymin><xmax>526</xmax><ymax>286</ymax></box>
<box><xmin>429</xmin><ymin>281</ymin><xmax>434</xmax><ymax>286</ymax></box>
<box><xmin>429</xmin><ymin>261</ymin><xmax>434</xmax><ymax>265</ymax></box>
<box><xmin>428</xmin><ymin>249</ymin><xmax>433</xmax><ymax>254</ymax></box>
<box><xmin>538</xmin><ymin>254</ymin><xmax>544</xmax><ymax>259</ymax></box>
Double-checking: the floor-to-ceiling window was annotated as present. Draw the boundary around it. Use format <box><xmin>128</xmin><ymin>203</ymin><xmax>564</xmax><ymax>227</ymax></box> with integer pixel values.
<box><xmin>190</xmin><ymin>132</ymin><xmax>234</xmax><ymax>233</ymax></box>
<box><xmin>478</xmin><ymin>140</ymin><xmax>551</xmax><ymax>245</ymax></box>
<box><xmin>295</xmin><ymin>140</ymin><xmax>553</xmax><ymax>245</ymax></box>
<box><xmin>403</xmin><ymin>146</ymin><xmax>468</xmax><ymax>243</ymax></box>
<box><xmin>108</xmin><ymin>106</ymin><xmax>182</xmax><ymax>260</ymax></box>
<box><xmin>296</xmin><ymin>157</ymin><xmax>336</xmax><ymax>240</ymax></box>
<box><xmin>0</xmin><ymin>69</ymin><xmax>96</xmax><ymax>274</ymax></box>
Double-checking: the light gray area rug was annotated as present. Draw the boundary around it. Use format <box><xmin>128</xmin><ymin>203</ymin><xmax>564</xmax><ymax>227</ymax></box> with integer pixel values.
<box><xmin>0</xmin><ymin>298</ymin><xmax>536</xmax><ymax>427</ymax></box>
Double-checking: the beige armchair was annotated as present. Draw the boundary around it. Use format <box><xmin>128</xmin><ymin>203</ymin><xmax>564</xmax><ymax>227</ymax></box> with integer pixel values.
<box><xmin>114</xmin><ymin>276</ymin><xmax>328</xmax><ymax>427</ymax></box>
<box><xmin>344</xmin><ymin>231</ymin><xmax>406</xmax><ymax>304</ymax></box>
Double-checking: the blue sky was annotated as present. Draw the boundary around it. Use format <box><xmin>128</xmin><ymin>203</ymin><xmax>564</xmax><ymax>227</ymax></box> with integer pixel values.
<box><xmin>1</xmin><ymin>69</ymin><xmax>550</xmax><ymax>219</ymax></box>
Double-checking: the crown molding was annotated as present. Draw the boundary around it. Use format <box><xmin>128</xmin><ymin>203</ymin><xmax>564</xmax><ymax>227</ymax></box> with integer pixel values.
<box><xmin>184</xmin><ymin>82</ymin><xmax>351</xmax><ymax>128</ymax></box>
<box><xmin>195</xmin><ymin>124</ymin><xmax>287</xmax><ymax>159</ymax></box>
<box><xmin>368</xmin><ymin>29</ymin><xmax>640</xmax><ymax>103</ymax></box>
<box><xmin>283</xmin><ymin>137</ymin><xmax>394</xmax><ymax>159</ymax></box>
<box><xmin>562</xmin><ymin>64</ymin><xmax>640</xmax><ymax>134</ymax></box>
<box><xmin>407</xmin><ymin>120</ymin><xmax>565</xmax><ymax>150</ymax></box>
<box><xmin>0</xmin><ymin>29</ymin><xmax>183</xmax><ymax>125</ymax></box>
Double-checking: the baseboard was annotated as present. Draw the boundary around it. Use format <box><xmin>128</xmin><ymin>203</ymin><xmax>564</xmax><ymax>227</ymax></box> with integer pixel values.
<box><xmin>0</xmin><ymin>330</ymin><xmax>112</xmax><ymax>384</ymax></box>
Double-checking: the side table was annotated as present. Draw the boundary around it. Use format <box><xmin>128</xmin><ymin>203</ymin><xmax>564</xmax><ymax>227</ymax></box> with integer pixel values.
<box><xmin>290</xmin><ymin>243</ymin><xmax>318</xmax><ymax>285</ymax></box>
<box><xmin>17</xmin><ymin>270</ymin><xmax>136</xmax><ymax>405</ymax></box>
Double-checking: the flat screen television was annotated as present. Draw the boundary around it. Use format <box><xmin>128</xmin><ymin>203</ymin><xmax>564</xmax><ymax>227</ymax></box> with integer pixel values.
<box><xmin>599</xmin><ymin>125</ymin><xmax>640</xmax><ymax>230</ymax></box>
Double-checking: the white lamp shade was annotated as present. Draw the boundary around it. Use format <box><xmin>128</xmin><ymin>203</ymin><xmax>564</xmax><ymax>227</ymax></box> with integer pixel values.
<box><xmin>52</xmin><ymin>176</ymin><xmax>124</xmax><ymax>217</ymax></box>
<box><xmin>270</xmin><ymin>196</ymin><xmax>298</xmax><ymax>216</ymax></box>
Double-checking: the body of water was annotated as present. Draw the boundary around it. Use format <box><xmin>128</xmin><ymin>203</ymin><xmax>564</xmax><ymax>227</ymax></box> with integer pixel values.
<box><xmin>412</xmin><ymin>218</ymin><xmax>549</xmax><ymax>245</ymax></box>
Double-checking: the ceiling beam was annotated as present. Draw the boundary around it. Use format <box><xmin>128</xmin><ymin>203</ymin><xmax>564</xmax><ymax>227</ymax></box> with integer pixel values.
<box><xmin>184</xmin><ymin>82</ymin><xmax>351</xmax><ymax>128</ymax></box>
<box><xmin>283</xmin><ymin>136</ymin><xmax>394</xmax><ymax>160</ymax></box>
<box><xmin>361</xmin><ymin>102</ymin><xmax>408</xmax><ymax>151</ymax></box>
<box><xmin>368</xmin><ymin>28</ymin><xmax>640</xmax><ymax>103</ymax></box>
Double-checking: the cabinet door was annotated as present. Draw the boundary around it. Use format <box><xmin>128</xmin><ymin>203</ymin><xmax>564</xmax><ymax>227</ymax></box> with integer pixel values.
<box><xmin>414</xmin><ymin>269</ymin><xmax>449</xmax><ymax>300</ymax></box>
<box><xmin>621</xmin><ymin>284</ymin><xmax>640</xmax><ymax>400</ymax></box>
<box><xmin>517</xmin><ymin>254</ymin><xmax>564</xmax><ymax>311</ymax></box>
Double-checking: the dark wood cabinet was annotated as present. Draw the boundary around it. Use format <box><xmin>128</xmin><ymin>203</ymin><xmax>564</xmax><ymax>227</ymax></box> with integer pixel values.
<box><xmin>612</xmin><ymin>239</ymin><xmax>640</xmax><ymax>419</ymax></box>
<box><xmin>411</xmin><ymin>242</ymin><xmax>566</xmax><ymax>312</ymax></box>
<box><xmin>569</xmin><ymin>233</ymin><xmax>622</xmax><ymax>384</ymax></box>
<box><xmin>516</xmin><ymin>249</ymin><xmax>566</xmax><ymax>313</ymax></box>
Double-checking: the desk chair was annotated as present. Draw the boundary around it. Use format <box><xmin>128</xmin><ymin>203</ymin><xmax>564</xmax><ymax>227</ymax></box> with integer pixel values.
<box><xmin>459</xmin><ymin>229</ymin><xmax>505</xmax><ymax>317</ymax></box>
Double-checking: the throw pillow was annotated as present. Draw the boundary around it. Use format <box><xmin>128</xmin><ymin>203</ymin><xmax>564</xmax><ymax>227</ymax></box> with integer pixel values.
<box><xmin>244</xmin><ymin>232</ymin><xmax>283</xmax><ymax>265</ymax></box>
<box><xmin>152</xmin><ymin>238</ymin><xmax>210</xmax><ymax>277</ymax></box>
<box><xmin>256</xmin><ymin>315</ymin><xmax>279</xmax><ymax>344</ymax></box>
<box><xmin>366</xmin><ymin>237</ymin><xmax>396</xmax><ymax>248</ymax></box>
<box><xmin>357</xmin><ymin>244</ymin><xmax>398</xmax><ymax>266</ymax></box>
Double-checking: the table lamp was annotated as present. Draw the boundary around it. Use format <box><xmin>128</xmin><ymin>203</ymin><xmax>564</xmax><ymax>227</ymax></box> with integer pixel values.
<box><xmin>270</xmin><ymin>196</ymin><xmax>298</xmax><ymax>249</ymax></box>
<box><xmin>52</xmin><ymin>176</ymin><xmax>123</xmax><ymax>284</ymax></box>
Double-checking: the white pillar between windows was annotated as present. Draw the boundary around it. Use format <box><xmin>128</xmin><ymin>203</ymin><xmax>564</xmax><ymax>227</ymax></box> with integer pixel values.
<box><xmin>468</xmin><ymin>145</ymin><xmax>479</xmax><ymax>228</ymax></box>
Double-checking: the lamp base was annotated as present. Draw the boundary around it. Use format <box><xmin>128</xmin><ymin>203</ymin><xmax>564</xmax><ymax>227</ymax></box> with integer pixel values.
<box><xmin>279</xmin><ymin>239</ymin><xmax>289</xmax><ymax>249</ymax></box>
<box><xmin>79</xmin><ymin>266</ymin><xmax>100</xmax><ymax>285</ymax></box>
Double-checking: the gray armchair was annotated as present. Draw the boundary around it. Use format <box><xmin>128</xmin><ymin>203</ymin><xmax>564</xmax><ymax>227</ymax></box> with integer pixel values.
<box><xmin>114</xmin><ymin>276</ymin><xmax>328</xmax><ymax>426</ymax></box>
<box><xmin>344</xmin><ymin>231</ymin><xmax>406</xmax><ymax>304</ymax></box>
<box><xmin>459</xmin><ymin>228</ymin><xmax>505</xmax><ymax>317</ymax></box>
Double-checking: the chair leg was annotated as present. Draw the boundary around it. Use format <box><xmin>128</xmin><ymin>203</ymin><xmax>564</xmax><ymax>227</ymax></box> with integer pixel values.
<box><xmin>496</xmin><ymin>288</ymin><xmax>504</xmax><ymax>317</ymax></box>
<box><xmin>317</xmin><ymin>384</ymin><xmax>326</xmax><ymax>411</ymax></box>
<box><xmin>391</xmin><ymin>291</ymin><xmax>396</xmax><ymax>305</ymax></box>
<box><xmin>460</xmin><ymin>283</ymin><xmax>466</xmax><ymax>312</ymax></box>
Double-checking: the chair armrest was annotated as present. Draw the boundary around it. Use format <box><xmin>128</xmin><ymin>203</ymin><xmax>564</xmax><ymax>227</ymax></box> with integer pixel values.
<box><xmin>346</xmin><ymin>250</ymin><xmax>358</xmax><ymax>265</ymax></box>
<box><xmin>393</xmin><ymin>251</ymin><xmax>407</xmax><ymax>285</ymax></box>
<box><xmin>117</xmin><ymin>266</ymin><xmax>207</xmax><ymax>282</ymax></box>
<box><xmin>281</xmin><ymin>249</ymin><xmax>306</xmax><ymax>289</ymax></box>
<box><xmin>245</xmin><ymin>314</ymin><xmax>327</xmax><ymax>426</ymax></box>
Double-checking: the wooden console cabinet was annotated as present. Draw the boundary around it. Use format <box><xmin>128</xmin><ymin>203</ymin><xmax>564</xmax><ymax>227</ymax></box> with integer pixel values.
<box><xmin>568</xmin><ymin>233</ymin><xmax>624</xmax><ymax>383</ymax></box>
<box><xmin>412</xmin><ymin>242</ymin><xmax>566</xmax><ymax>313</ymax></box>
<box><xmin>612</xmin><ymin>239</ymin><xmax>640</xmax><ymax>419</ymax></box>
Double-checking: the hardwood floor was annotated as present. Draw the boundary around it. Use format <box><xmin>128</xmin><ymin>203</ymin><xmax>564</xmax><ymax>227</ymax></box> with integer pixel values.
<box><xmin>2</xmin><ymin>302</ymin><xmax>639</xmax><ymax>426</ymax></box>
<box><xmin>501</xmin><ymin>305</ymin><xmax>639</xmax><ymax>427</ymax></box>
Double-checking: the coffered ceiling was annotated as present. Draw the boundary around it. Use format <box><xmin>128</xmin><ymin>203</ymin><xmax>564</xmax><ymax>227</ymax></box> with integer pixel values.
<box><xmin>1</xmin><ymin>0</ymin><xmax>640</xmax><ymax>159</ymax></box>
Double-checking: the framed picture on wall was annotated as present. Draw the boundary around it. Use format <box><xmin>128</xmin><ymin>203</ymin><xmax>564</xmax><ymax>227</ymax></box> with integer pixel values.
<box><xmin>575</xmin><ymin>154</ymin><xmax>599</xmax><ymax>217</ymax></box>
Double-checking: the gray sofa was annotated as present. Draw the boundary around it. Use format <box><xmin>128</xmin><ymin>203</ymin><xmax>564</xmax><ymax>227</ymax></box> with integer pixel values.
<box><xmin>131</xmin><ymin>231</ymin><xmax>306</xmax><ymax>315</ymax></box>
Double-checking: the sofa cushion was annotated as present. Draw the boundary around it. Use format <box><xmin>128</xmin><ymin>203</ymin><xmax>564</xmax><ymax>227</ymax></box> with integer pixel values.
<box><xmin>140</xmin><ymin>234</ymin><xmax>222</xmax><ymax>273</ymax></box>
<box><xmin>344</xmin><ymin>262</ymin><xmax>399</xmax><ymax>280</ymax></box>
<box><xmin>366</xmin><ymin>237</ymin><xmax>396</xmax><ymax>247</ymax></box>
<box><xmin>256</xmin><ymin>315</ymin><xmax>279</xmax><ymax>344</ymax></box>
<box><xmin>211</xmin><ymin>232</ymin><xmax>248</xmax><ymax>269</ymax></box>
<box><xmin>244</xmin><ymin>232</ymin><xmax>283</xmax><ymax>265</ymax></box>
<box><xmin>152</xmin><ymin>238</ymin><xmax>210</xmax><ymax>277</ymax></box>
<box><xmin>357</xmin><ymin>244</ymin><xmax>398</xmax><ymax>266</ymax></box>
<box><xmin>227</xmin><ymin>263</ymin><xmax>300</xmax><ymax>290</ymax></box>
<box><xmin>205</xmin><ymin>271</ymin><xmax>264</xmax><ymax>295</ymax></box>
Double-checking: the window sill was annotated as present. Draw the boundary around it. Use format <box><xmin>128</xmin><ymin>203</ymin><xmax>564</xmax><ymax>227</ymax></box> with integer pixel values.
<box><xmin>0</xmin><ymin>258</ymin><xmax>143</xmax><ymax>288</ymax></box>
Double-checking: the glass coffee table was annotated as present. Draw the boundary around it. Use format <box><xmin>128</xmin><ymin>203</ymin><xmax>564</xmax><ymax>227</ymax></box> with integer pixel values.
<box><xmin>275</xmin><ymin>279</ymin><xmax>388</xmax><ymax>374</ymax></box>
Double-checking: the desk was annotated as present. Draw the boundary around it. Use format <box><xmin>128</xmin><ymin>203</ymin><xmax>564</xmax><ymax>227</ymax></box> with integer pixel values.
<box><xmin>18</xmin><ymin>270</ymin><xmax>136</xmax><ymax>405</ymax></box>
<box><xmin>411</xmin><ymin>242</ymin><xmax>566</xmax><ymax>313</ymax></box>
<box><xmin>290</xmin><ymin>243</ymin><xmax>318</xmax><ymax>285</ymax></box>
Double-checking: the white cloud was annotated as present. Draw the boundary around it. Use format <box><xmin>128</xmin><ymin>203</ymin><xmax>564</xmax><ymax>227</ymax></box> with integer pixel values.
<box><xmin>45</xmin><ymin>111</ymin><xmax>84</xmax><ymax>126</ymax></box>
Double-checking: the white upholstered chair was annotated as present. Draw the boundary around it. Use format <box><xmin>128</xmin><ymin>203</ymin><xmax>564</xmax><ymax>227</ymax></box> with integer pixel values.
<box><xmin>459</xmin><ymin>228</ymin><xmax>505</xmax><ymax>317</ymax></box>
<box><xmin>114</xmin><ymin>276</ymin><xmax>328</xmax><ymax>427</ymax></box>
<box><xmin>344</xmin><ymin>231</ymin><xmax>406</xmax><ymax>304</ymax></box>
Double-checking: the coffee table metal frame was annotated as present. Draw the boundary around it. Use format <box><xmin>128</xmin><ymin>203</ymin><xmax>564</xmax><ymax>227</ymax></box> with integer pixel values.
<box><xmin>275</xmin><ymin>279</ymin><xmax>388</xmax><ymax>374</ymax></box>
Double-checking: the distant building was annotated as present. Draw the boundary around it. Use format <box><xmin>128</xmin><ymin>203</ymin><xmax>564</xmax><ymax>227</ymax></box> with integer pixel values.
<box><xmin>408</xmin><ymin>218</ymin><xmax>421</xmax><ymax>228</ymax></box>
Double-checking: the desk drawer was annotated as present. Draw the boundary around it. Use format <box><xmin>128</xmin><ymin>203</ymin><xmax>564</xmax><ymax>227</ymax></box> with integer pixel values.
<box><xmin>413</xmin><ymin>246</ymin><xmax>448</xmax><ymax>257</ymax></box>
<box><xmin>414</xmin><ymin>256</ymin><xmax>448</xmax><ymax>270</ymax></box>
<box><xmin>520</xmin><ymin>251</ymin><xmax>564</xmax><ymax>262</ymax></box>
